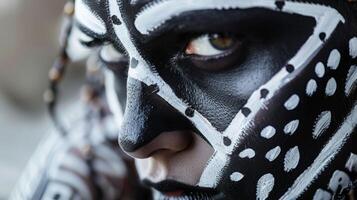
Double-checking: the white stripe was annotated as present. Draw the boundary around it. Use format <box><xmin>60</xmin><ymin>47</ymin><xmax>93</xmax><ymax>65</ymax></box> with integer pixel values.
<box><xmin>312</xmin><ymin>111</ymin><xmax>331</xmax><ymax>139</ymax></box>
<box><xmin>135</xmin><ymin>0</ymin><xmax>344</xmax><ymax>35</ymax></box>
<box><xmin>345</xmin><ymin>65</ymin><xmax>357</xmax><ymax>97</ymax></box>
<box><xmin>280</xmin><ymin>104</ymin><xmax>357</xmax><ymax>200</ymax></box>
<box><xmin>75</xmin><ymin>0</ymin><xmax>106</xmax><ymax>35</ymax></box>
<box><xmin>197</xmin><ymin>151</ymin><xmax>228</xmax><ymax>187</ymax></box>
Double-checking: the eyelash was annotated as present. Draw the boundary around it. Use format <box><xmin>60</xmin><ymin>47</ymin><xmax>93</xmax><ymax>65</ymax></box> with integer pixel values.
<box><xmin>80</xmin><ymin>38</ymin><xmax>107</xmax><ymax>48</ymax></box>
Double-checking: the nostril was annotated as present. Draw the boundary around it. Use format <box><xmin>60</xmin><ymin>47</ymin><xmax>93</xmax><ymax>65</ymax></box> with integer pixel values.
<box><xmin>123</xmin><ymin>130</ymin><xmax>193</xmax><ymax>159</ymax></box>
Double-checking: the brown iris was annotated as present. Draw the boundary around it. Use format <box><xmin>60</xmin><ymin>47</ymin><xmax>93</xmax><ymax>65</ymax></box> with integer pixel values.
<box><xmin>208</xmin><ymin>34</ymin><xmax>235</xmax><ymax>51</ymax></box>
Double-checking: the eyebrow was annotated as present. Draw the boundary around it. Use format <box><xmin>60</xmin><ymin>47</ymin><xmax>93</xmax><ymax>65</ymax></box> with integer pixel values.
<box><xmin>134</xmin><ymin>0</ymin><xmax>343</xmax><ymax>35</ymax></box>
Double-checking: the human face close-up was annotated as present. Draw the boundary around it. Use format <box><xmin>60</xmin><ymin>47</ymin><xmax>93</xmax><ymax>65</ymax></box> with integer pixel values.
<box><xmin>72</xmin><ymin>0</ymin><xmax>357</xmax><ymax>199</ymax></box>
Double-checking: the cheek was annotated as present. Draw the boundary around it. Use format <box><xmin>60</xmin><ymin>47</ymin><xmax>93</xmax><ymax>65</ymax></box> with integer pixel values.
<box><xmin>135</xmin><ymin>158</ymin><xmax>152</xmax><ymax>180</ymax></box>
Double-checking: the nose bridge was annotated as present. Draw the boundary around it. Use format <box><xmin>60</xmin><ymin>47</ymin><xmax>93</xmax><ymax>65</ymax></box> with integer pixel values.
<box><xmin>118</xmin><ymin>77</ymin><xmax>192</xmax><ymax>153</ymax></box>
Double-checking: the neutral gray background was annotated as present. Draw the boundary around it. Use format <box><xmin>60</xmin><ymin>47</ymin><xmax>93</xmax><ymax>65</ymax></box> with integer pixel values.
<box><xmin>0</xmin><ymin>0</ymin><xmax>85</xmax><ymax>198</ymax></box>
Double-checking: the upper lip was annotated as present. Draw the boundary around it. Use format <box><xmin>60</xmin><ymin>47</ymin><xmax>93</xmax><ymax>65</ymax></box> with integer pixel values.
<box><xmin>143</xmin><ymin>179</ymin><xmax>219</xmax><ymax>195</ymax></box>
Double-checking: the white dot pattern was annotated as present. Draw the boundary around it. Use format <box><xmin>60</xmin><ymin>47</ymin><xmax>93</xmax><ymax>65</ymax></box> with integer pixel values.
<box><xmin>265</xmin><ymin>146</ymin><xmax>281</xmax><ymax>162</ymax></box>
<box><xmin>325</xmin><ymin>78</ymin><xmax>337</xmax><ymax>96</ymax></box>
<box><xmin>256</xmin><ymin>173</ymin><xmax>275</xmax><ymax>200</ymax></box>
<box><xmin>284</xmin><ymin>146</ymin><xmax>300</xmax><ymax>172</ymax></box>
<box><xmin>239</xmin><ymin>148</ymin><xmax>256</xmax><ymax>159</ymax></box>
<box><xmin>230</xmin><ymin>172</ymin><xmax>244</xmax><ymax>182</ymax></box>
<box><xmin>284</xmin><ymin>94</ymin><xmax>300</xmax><ymax>110</ymax></box>
<box><xmin>260</xmin><ymin>126</ymin><xmax>276</xmax><ymax>139</ymax></box>
<box><xmin>349</xmin><ymin>37</ymin><xmax>357</xmax><ymax>59</ymax></box>
<box><xmin>327</xmin><ymin>49</ymin><xmax>340</xmax><ymax>70</ymax></box>
<box><xmin>306</xmin><ymin>79</ymin><xmax>317</xmax><ymax>96</ymax></box>
<box><xmin>283</xmin><ymin>120</ymin><xmax>299</xmax><ymax>135</ymax></box>
<box><xmin>315</xmin><ymin>62</ymin><xmax>325</xmax><ymax>78</ymax></box>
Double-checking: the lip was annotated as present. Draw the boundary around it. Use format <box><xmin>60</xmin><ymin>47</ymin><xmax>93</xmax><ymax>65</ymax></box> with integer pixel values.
<box><xmin>143</xmin><ymin>179</ymin><xmax>219</xmax><ymax>198</ymax></box>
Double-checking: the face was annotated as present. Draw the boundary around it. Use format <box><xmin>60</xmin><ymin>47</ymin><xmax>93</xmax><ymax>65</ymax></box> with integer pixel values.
<box><xmin>71</xmin><ymin>0</ymin><xmax>357</xmax><ymax>199</ymax></box>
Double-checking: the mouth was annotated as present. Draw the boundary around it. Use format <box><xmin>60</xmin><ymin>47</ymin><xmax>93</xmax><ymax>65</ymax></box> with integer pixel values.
<box><xmin>143</xmin><ymin>179</ymin><xmax>220</xmax><ymax>200</ymax></box>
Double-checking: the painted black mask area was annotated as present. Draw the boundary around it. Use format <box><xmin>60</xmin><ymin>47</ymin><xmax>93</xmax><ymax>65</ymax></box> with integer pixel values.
<box><xmin>118</xmin><ymin>77</ymin><xmax>193</xmax><ymax>152</ymax></box>
<box><xmin>215</xmin><ymin>22</ymin><xmax>357</xmax><ymax>199</ymax></box>
<box><xmin>134</xmin><ymin>9</ymin><xmax>315</xmax><ymax>132</ymax></box>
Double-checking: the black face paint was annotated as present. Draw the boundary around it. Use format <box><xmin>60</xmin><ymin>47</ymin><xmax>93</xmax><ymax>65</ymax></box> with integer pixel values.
<box><xmin>72</xmin><ymin>0</ymin><xmax>357</xmax><ymax>199</ymax></box>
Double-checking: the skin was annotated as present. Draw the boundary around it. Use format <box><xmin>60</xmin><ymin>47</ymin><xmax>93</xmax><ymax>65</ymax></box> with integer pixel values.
<box><xmin>76</xmin><ymin>0</ymin><xmax>357</xmax><ymax>199</ymax></box>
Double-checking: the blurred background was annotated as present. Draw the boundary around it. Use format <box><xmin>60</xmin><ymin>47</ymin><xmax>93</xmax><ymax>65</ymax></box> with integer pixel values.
<box><xmin>0</xmin><ymin>0</ymin><xmax>85</xmax><ymax>198</ymax></box>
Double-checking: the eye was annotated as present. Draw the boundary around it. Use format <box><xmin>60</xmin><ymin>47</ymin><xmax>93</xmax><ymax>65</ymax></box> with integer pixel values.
<box><xmin>181</xmin><ymin>33</ymin><xmax>245</xmax><ymax>72</ymax></box>
<box><xmin>185</xmin><ymin>34</ymin><xmax>237</xmax><ymax>57</ymax></box>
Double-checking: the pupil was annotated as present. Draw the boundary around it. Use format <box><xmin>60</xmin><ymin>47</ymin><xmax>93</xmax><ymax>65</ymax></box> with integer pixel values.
<box><xmin>209</xmin><ymin>34</ymin><xmax>234</xmax><ymax>50</ymax></box>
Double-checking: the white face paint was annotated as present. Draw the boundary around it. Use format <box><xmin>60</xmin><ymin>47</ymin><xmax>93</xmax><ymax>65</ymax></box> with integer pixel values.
<box><xmin>260</xmin><ymin>126</ymin><xmax>276</xmax><ymax>139</ymax></box>
<box><xmin>66</xmin><ymin>26</ymin><xmax>93</xmax><ymax>61</ymax></box>
<box><xmin>345</xmin><ymin>153</ymin><xmax>357</xmax><ymax>173</ymax></box>
<box><xmin>327</xmin><ymin>170</ymin><xmax>351</xmax><ymax>193</ymax></box>
<box><xmin>256</xmin><ymin>173</ymin><xmax>275</xmax><ymax>200</ymax></box>
<box><xmin>284</xmin><ymin>120</ymin><xmax>300</xmax><ymax>135</ymax></box>
<box><xmin>327</xmin><ymin>49</ymin><xmax>341</xmax><ymax>70</ymax></box>
<box><xmin>100</xmin><ymin>45</ymin><xmax>124</xmax><ymax>63</ymax></box>
<box><xmin>74</xmin><ymin>0</ymin><xmax>106</xmax><ymax>35</ymax></box>
<box><xmin>325</xmin><ymin>77</ymin><xmax>337</xmax><ymax>96</ymax></box>
<box><xmin>265</xmin><ymin>146</ymin><xmax>281</xmax><ymax>162</ymax></box>
<box><xmin>284</xmin><ymin>94</ymin><xmax>300</xmax><ymax>111</ymax></box>
<box><xmin>312</xmin><ymin>189</ymin><xmax>331</xmax><ymax>200</ymax></box>
<box><xmin>230</xmin><ymin>172</ymin><xmax>244</xmax><ymax>182</ymax></box>
<box><xmin>345</xmin><ymin>65</ymin><xmax>357</xmax><ymax>96</ymax></box>
<box><xmin>349</xmin><ymin>37</ymin><xmax>357</xmax><ymax>59</ymax></box>
<box><xmin>239</xmin><ymin>148</ymin><xmax>256</xmax><ymax>159</ymax></box>
<box><xmin>315</xmin><ymin>62</ymin><xmax>325</xmax><ymax>78</ymax></box>
<box><xmin>312</xmin><ymin>111</ymin><xmax>332</xmax><ymax>139</ymax></box>
<box><xmin>306</xmin><ymin>79</ymin><xmax>318</xmax><ymax>96</ymax></box>
<box><xmin>284</xmin><ymin>146</ymin><xmax>300</xmax><ymax>172</ymax></box>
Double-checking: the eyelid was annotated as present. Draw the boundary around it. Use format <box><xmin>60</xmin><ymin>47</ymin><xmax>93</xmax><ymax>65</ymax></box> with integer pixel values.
<box><xmin>74</xmin><ymin>21</ymin><xmax>108</xmax><ymax>48</ymax></box>
<box><xmin>99</xmin><ymin>44</ymin><xmax>125</xmax><ymax>63</ymax></box>
<box><xmin>80</xmin><ymin>38</ymin><xmax>106</xmax><ymax>47</ymax></box>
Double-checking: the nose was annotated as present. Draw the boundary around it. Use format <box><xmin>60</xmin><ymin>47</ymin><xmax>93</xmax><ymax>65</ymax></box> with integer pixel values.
<box><xmin>118</xmin><ymin>77</ymin><xmax>193</xmax><ymax>155</ymax></box>
<box><xmin>128</xmin><ymin>130</ymin><xmax>192</xmax><ymax>159</ymax></box>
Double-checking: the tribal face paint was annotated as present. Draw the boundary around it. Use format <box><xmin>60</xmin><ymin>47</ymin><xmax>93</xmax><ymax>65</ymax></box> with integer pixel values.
<box><xmin>72</xmin><ymin>0</ymin><xmax>357</xmax><ymax>199</ymax></box>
